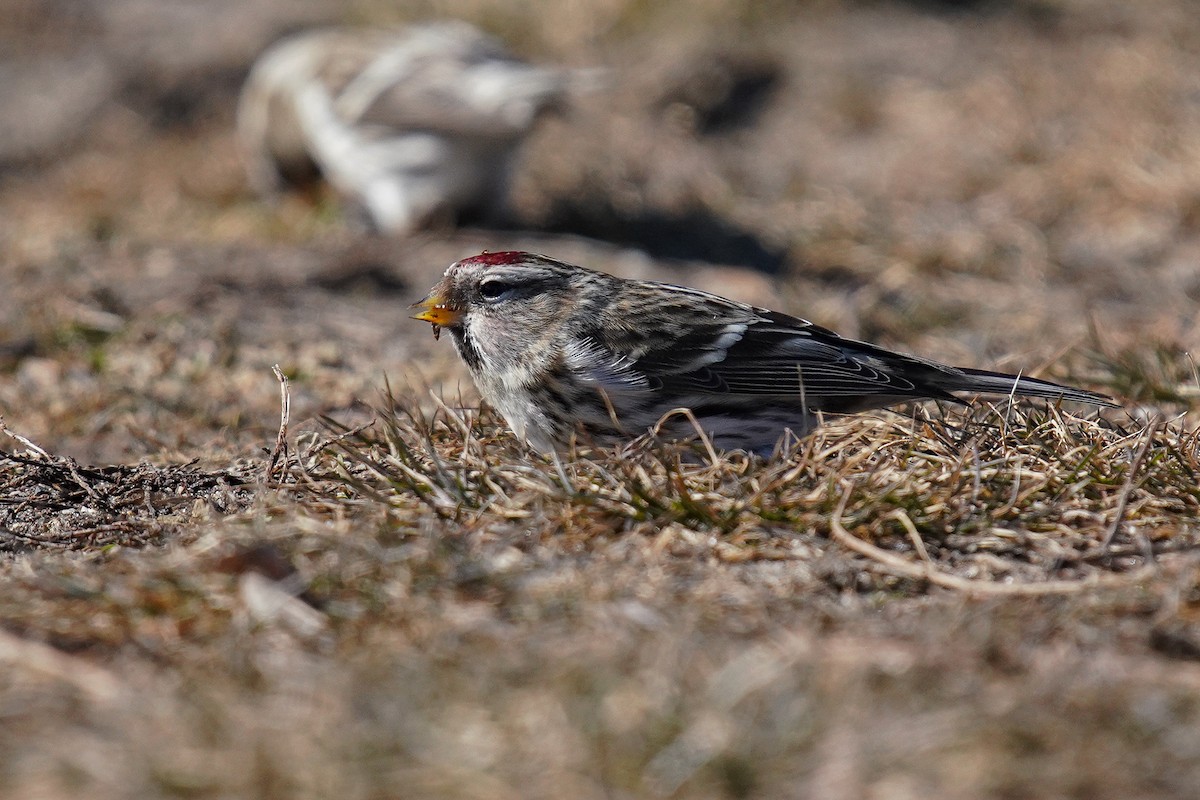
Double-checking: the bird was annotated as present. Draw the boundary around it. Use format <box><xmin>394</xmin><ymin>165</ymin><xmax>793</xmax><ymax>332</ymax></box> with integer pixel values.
<box><xmin>237</xmin><ymin>22</ymin><xmax>597</xmax><ymax>234</ymax></box>
<box><xmin>411</xmin><ymin>251</ymin><xmax>1118</xmax><ymax>455</ymax></box>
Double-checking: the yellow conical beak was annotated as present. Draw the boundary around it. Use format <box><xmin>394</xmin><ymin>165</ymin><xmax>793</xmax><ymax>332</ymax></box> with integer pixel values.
<box><xmin>409</xmin><ymin>294</ymin><xmax>463</xmax><ymax>327</ymax></box>
<box><xmin>410</xmin><ymin>293</ymin><xmax>462</xmax><ymax>341</ymax></box>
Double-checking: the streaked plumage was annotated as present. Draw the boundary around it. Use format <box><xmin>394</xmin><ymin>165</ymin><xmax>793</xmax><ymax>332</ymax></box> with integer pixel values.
<box><xmin>237</xmin><ymin>23</ymin><xmax>595</xmax><ymax>234</ymax></box>
<box><xmin>412</xmin><ymin>251</ymin><xmax>1118</xmax><ymax>454</ymax></box>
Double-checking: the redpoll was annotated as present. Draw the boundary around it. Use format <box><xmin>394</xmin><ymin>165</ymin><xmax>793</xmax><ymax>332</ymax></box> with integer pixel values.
<box><xmin>412</xmin><ymin>251</ymin><xmax>1117</xmax><ymax>454</ymax></box>
<box><xmin>238</xmin><ymin>23</ymin><xmax>594</xmax><ymax>234</ymax></box>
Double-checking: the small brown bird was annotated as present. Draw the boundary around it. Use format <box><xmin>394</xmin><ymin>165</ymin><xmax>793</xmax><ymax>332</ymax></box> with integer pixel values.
<box><xmin>412</xmin><ymin>251</ymin><xmax>1117</xmax><ymax>454</ymax></box>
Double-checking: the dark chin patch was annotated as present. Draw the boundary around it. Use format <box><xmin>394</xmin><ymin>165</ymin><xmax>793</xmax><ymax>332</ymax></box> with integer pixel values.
<box><xmin>450</xmin><ymin>327</ymin><xmax>484</xmax><ymax>372</ymax></box>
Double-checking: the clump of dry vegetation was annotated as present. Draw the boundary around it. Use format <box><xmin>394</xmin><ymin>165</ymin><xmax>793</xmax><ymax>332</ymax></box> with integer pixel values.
<box><xmin>0</xmin><ymin>422</ymin><xmax>254</xmax><ymax>552</ymax></box>
<box><xmin>306</xmin><ymin>389</ymin><xmax>1195</xmax><ymax>592</ymax></box>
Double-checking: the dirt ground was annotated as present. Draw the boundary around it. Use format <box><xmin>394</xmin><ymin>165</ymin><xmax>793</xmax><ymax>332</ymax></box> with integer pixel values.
<box><xmin>3</xmin><ymin>1</ymin><xmax>1200</xmax><ymax>797</ymax></box>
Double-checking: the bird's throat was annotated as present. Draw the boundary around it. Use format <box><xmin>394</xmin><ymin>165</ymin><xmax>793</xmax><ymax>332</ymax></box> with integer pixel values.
<box><xmin>450</xmin><ymin>327</ymin><xmax>485</xmax><ymax>372</ymax></box>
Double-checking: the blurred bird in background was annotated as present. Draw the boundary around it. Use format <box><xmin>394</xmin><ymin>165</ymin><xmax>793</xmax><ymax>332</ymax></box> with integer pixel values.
<box><xmin>237</xmin><ymin>22</ymin><xmax>598</xmax><ymax>234</ymax></box>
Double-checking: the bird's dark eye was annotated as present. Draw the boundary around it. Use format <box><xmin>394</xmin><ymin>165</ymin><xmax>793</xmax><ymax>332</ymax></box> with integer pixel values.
<box><xmin>479</xmin><ymin>280</ymin><xmax>514</xmax><ymax>301</ymax></box>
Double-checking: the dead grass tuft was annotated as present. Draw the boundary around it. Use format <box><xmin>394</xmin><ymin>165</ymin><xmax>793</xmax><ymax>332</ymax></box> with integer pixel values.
<box><xmin>278</xmin><ymin>388</ymin><xmax>1198</xmax><ymax>596</ymax></box>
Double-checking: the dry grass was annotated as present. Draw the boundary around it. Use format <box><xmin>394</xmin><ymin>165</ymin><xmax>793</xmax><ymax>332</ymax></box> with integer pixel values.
<box><xmin>316</xmin><ymin>391</ymin><xmax>1191</xmax><ymax>590</ymax></box>
<box><xmin>5</xmin><ymin>0</ymin><xmax>1200</xmax><ymax>797</ymax></box>
<box><xmin>3</xmin><ymin>386</ymin><xmax>1200</xmax><ymax>798</ymax></box>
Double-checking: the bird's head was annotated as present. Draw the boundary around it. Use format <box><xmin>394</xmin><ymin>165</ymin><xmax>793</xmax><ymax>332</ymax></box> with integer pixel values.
<box><xmin>411</xmin><ymin>251</ymin><xmax>596</xmax><ymax>373</ymax></box>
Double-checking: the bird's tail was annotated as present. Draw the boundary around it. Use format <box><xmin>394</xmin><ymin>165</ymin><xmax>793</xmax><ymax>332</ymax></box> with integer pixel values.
<box><xmin>949</xmin><ymin>367</ymin><xmax>1118</xmax><ymax>407</ymax></box>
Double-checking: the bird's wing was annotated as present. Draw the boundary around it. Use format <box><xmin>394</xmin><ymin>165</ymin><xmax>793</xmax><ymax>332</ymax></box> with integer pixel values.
<box><xmin>597</xmin><ymin>308</ymin><xmax>963</xmax><ymax>411</ymax></box>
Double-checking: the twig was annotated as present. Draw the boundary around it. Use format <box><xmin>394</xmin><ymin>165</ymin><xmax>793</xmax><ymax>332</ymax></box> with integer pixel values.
<box><xmin>305</xmin><ymin>419</ymin><xmax>375</xmax><ymax>463</ymax></box>
<box><xmin>652</xmin><ymin>407</ymin><xmax>720</xmax><ymax>468</ymax></box>
<box><xmin>0</xmin><ymin>417</ymin><xmax>51</xmax><ymax>459</ymax></box>
<box><xmin>1100</xmin><ymin>417</ymin><xmax>1159</xmax><ymax>554</ymax></box>
<box><xmin>548</xmin><ymin>449</ymin><xmax>574</xmax><ymax>495</ymax></box>
<box><xmin>1002</xmin><ymin>369</ymin><xmax>1023</xmax><ymax>446</ymax></box>
<box><xmin>264</xmin><ymin>365</ymin><xmax>291</xmax><ymax>483</ymax></box>
<box><xmin>65</xmin><ymin>459</ymin><xmax>108</xmax><ymax>510</ymax></box>
<box><xmin>886</xmin><ymin>508</ymin><xmax>933</xmax><ymax>565</ymax></box>
<box><xmin>428</xmin><ymin>390</ymin><xmax>483</xmax><ymax>462</ymax></box>
<box><xmin>0</xmin><ymin>418</ymin><xmax>110</xmax><ymax>509</ymax></box>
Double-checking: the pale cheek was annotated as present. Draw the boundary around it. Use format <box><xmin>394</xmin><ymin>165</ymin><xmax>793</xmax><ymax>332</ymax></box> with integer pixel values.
<box><xmin>466</xmin><ymin>314</ymin><xmax>518</xmax><ymax>368</ymax></box>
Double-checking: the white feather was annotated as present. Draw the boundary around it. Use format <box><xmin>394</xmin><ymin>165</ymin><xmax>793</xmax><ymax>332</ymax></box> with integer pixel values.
<box><xmin>565</xmin><ymin>339</ymin><xmax>649</xmax><ymax>392</ymax></box>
